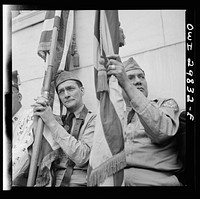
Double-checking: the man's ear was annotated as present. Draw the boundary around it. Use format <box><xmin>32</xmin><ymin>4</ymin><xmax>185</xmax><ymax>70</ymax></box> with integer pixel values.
<box><xmin>80</xmin><ymin>86</ymin><xmax>85</xmax><ymax>96</ymax></box>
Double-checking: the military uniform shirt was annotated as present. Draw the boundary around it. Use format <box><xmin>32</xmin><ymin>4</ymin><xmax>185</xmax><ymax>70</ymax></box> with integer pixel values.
<box><xmin>126</xmin><ymin>96</ymin><xmax>181</xmax><ymax>169</ymax></box>
<box><xmin>124</xmin><ymin>91</ymin><xmax>182</xmax><ymax>185</ymax></box>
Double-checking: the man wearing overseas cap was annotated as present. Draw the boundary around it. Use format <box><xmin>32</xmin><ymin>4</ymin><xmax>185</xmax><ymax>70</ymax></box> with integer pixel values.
<box><xmin>12</xmin><ymin>70</ymin><xmax>35</xmax><ymax>186</ymax></box>
<box><xmin>33</xmin><ymin>70</ymin><xmax>96</xmax><ymax>187</ymax></box>
<box><xmin>106</xmin><ymin>55</ymin><xmax>184</xmax><ymax>186</ymax></box>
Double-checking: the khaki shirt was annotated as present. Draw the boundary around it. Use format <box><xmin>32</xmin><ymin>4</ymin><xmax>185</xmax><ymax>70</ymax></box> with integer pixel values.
<box><xmin>49</xmin><ymin>106</ymin><xmax>96</xmax><ymax>186</ymax></box>
<box><xmin>125</xmin><ymin>94</ymin><xmax>182</xmax><ymax>173</ymax></box>
<box><xmin>52</xmin><ymin>107</ymin><xmax>96</xmax><ymax>168</ymax></box>
<box><xmin>35</xmin><ymin>105</ymin><xmax>96</xmax><ymax>187</ymax></box>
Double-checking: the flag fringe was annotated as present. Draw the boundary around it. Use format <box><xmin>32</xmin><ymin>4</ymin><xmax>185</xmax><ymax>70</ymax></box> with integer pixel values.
<box><xmin>88</xmin><ymin>150</ymin><xmax>126</xmax><ymax>186</ymax></box>
<box><xmin>39</xmin><ymin>148</ymin><xmax>60</xmax><ymax>170</ymax></box>
<box><xmin>97</xmin><ymin>67</ymin><xmax>109</xmax><ymax>93</ymax></box>
<box><xmin>35</xmin><ymin>148</ymin><xmax>61</xmax><ymax>186</ymax></box>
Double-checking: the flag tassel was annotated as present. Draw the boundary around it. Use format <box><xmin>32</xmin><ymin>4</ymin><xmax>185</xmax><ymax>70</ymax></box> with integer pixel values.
<box><xmin>97</xmin><ymin>69</ymin><xmax>109</xmax><ymax>93</ymax></box>
<box><xmin>97</xmin><ymin>57</ymin><xmax>109</xmax><ymax>92</ymax></box>
<box><xmin>88</xmin><ymin>150</ymin><xmax>126</xmax><ymax>186</ymax></box>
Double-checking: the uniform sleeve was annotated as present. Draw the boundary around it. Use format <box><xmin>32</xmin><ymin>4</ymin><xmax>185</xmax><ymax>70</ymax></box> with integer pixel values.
<box><xmin>130</xmin><ymin>93</ymin><xmax>180</xmax><ymax>144</ymax></box>
<box><xmin>48</xmin><ymin>113</ymin><xmax>96</xmax><ymax>167</ymax></box>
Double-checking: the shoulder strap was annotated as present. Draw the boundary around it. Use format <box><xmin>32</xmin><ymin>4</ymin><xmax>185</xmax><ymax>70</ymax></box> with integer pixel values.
<box><xmin>59</xmin><ymin>105</ymin><xmax>89</xmax><ymax>187</ymax></box>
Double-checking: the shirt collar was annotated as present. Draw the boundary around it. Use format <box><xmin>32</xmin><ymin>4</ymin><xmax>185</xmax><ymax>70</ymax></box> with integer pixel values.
<box><xmin>73</xmin><ymin>104</ymin><xmax>84</xmax><ymax>118</ymax></box>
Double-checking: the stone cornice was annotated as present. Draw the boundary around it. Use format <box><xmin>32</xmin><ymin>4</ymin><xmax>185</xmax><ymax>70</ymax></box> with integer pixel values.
<box><xmin>12</xmin><ymin>11</ymin><xmax>46</xmax><ymax>32</ymax></box>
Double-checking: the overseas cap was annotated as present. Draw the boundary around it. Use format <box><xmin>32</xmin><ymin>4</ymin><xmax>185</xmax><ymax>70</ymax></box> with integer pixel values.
<box><xmin>12</xmin><ymin>70</ymin><xmax>20</xmax><ymax>90</ymax></box>
<box><xmin>123</xmin><ymin>57</ymin><xmax>144</xmax><ymax>74</ymax></box>
<box><xmin>55</xmin><ymin>70</ymin><xmax>83</xmax><ymax>91</ymax></box>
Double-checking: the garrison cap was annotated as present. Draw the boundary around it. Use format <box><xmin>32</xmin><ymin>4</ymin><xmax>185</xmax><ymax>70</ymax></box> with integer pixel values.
<box><xmin>123</xmin><ymin>57</ymin><xmax>145</xmax><ymax>74</ymax></box>
<box><xmin>55</xmin><ymin>70</ymin><xmax>83</xmax><ymax>91</ymax></box>
<box><xmin>12</xmin><ymin>70</ymin><xmax>21</xmax><ymax>90</ymax></box>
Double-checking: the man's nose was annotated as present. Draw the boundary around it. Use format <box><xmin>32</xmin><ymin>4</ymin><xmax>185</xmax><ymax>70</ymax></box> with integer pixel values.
<box><xmin>64</xmin><ymin>90</ymin><xmax>70</xmax><ymax>98</ymax></box>
<box><xmin>134</xmin><ymin>76</ymin><xmax>142</xmax><ymax>85</ymax></box>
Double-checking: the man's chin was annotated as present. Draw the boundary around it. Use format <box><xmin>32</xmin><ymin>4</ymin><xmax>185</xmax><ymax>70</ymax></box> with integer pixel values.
<box><xmin>137</xmin><ymin>89</ymin><xmax>148</xmax><ymax>97</ymax></box>
<box><xmin>64</xmin><ymin>101</ymin><xmax>74</xmax><ymax>109</ymax></box>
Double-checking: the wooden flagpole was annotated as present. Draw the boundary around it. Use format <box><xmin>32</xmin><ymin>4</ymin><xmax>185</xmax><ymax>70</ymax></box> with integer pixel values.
<box><xmin>27</xmin><ymin>25</ymin><xmax>59</xmax><ymax>186</ymax></box>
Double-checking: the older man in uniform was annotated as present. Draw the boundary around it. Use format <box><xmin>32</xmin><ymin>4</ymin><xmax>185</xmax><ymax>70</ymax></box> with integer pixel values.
<box><xmin>106</xmin><ymin>55</ymin><xmax>183</xmax><ymax>186</ymax></box>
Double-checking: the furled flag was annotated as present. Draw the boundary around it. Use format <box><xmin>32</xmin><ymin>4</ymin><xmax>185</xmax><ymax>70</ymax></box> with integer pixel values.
<box><xmin>35</xmin><ymin>10</ymin><xmax>74</xmax><ymax>186</ymax></box>
<box><xmin>38</xmin><ymin>11</ymin><xmax>68</xmax><ymax>62</ymax></box>
<box><xmin>51</xmin><ymin>10</ymin><xmax>75</xmax><ymax>116</ymax></box>
<box><xmin>38</xmin><ymin>10</ymin><xmax>69</xmax><ymax>110</ymax></box>
<box><xmin>87</xmin><ymin>10</ymin><xmax>126</xmax><ymax>186</ymax></box>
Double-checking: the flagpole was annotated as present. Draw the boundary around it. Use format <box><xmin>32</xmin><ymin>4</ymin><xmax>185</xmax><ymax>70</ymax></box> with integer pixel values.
<box><xmin>27</xmin><ymin>25</ymin><xmax>59</xmax><ymax>186</ymax></box>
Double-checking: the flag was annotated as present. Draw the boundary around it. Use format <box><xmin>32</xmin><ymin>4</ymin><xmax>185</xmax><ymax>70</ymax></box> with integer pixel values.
<box><xmin>38</xmin><ymin>10</ymin><xmax>75</xmax><ymax>116</ymax></box>
<box><xmin>87</xmin><ymin>10</ymin><xmax>126</xmax><ymax>186</ymax></box>
<box><xmin>38</xmin><ymin>11</ymin><xmax>68</xmax><ymax>62</ymax></box>
<box><xmin>35</xmin><ymin>10</ymin><xmax>74</xmax><ymax>186</ymax></box>
<box><xmin>38</xmin><ymin>10</ymin><xmax>69</xmax><ymax>111</ymax></box>
<box><xmin>51</xmin><ymin>10</ymin><xmax>75</xmax><ymax>116</ymax></box>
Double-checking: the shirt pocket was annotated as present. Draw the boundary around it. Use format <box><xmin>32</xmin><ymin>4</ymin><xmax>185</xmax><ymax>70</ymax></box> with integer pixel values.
<box><xmin>125</xmin><ymin>122</ymin><xmax>150</xmax><ymax>144</ymax></box>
